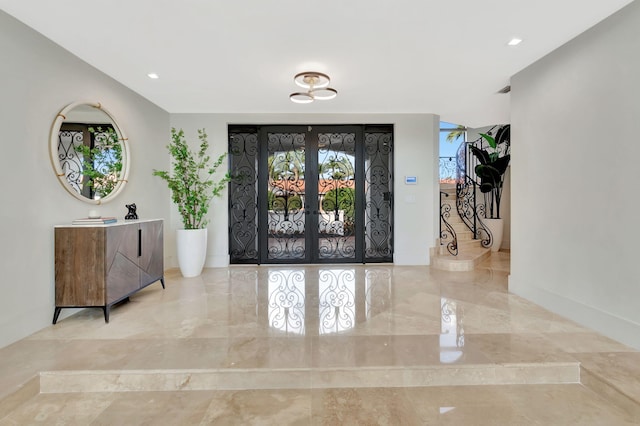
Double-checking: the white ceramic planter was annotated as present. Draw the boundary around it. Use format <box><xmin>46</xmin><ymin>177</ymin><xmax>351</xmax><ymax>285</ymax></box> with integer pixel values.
<box><xmin>483</xmin><ymin>218</ymin><xmax>504</xmax><ymax>252</ymax></box>
<box><xmin>176</xmin><ymin>228</ymin><xmax>208</xmax><ymax>277</ymax></box>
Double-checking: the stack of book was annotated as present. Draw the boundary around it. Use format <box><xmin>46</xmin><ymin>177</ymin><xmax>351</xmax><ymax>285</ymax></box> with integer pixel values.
<box><xmin>72</xmin><ymin>217</ymin><xmax>117</xmax><ymax>225</ymax></box>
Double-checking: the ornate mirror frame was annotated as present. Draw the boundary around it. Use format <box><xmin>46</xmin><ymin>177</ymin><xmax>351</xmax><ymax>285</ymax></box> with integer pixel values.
<box><xmin>49</xmin><ymin>101</ymin><xmax>130</xmax><ymax>204</ymax></box>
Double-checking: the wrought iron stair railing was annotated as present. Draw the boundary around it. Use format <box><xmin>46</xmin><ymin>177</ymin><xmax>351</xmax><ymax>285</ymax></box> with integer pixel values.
<box><xmin>455</xmin><ymin>175</ymin><xmax>492</xmax><ymax>249</ymax></box>
<box><xmin>439</xmin><ymin>156</ymin><xmax>457</xmax><ymax>184</ymax></box>
<box><xmin>454</xmin><ymin>132</ymin><xmax>497</xmax><ymax>249</ymax></box>
<box><xmin>439</xmin><ymin>190</ymin><xmax>458</xmax><ymax>256</ymax></box>
<box><xmin>439</xmin><ymin>124</ymin><xmax>511</xmax><ymax>256</ymax></box>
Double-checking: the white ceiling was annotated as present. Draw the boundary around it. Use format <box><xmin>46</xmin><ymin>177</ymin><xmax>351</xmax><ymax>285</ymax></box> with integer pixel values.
<box><xmin>0</xmin><ymin>0</ymin><xmax>634</xmax><ymax>127</ymax></box>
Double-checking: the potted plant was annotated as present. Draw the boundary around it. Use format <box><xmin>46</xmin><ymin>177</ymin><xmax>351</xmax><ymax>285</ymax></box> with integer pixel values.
<box><xmin>469</xmin><ymin>124</ymin><xmax>510</xmax><ymax>251</ymax></box>
<box><xmin>153</xmin><ymin>127</ymin><xmax>230</xmax><ymax>277</ymax></box>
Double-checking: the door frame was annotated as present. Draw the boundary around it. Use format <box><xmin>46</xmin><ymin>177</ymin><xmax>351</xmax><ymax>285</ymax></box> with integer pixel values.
<box><xmin>228</xmin><ymin>124</ymin><xmax>394</xmax><ymax>265</ymax></box>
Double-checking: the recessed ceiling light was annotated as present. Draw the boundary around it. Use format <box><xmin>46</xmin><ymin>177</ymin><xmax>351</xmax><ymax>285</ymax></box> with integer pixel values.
<box><xmin>147</xmin><ymin>73</ymin><xmax>159</xmax><ymax>79</ymax></box>
<box><xmin>507</xmin><ymin>38</ymin><xmax>523</xmax><ymax>46</ymax></box>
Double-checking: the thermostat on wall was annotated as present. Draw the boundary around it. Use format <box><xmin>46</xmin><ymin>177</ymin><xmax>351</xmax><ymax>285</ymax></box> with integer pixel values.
<box><xmin>405</xmin><ymin>176</ymin><xmax>417</xmax><ymax>185</ymax></box>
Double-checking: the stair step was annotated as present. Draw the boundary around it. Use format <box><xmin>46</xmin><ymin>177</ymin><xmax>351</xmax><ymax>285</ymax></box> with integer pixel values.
<box><xmin>452</xmin><ymin>238</ymin><xmax>483</xmax><ymax>247</ymax></box>
<box><xmin>38</xmin><ymin>362</ymin><xmax>579</xmax><ymax>393</ymax></box>
<box><xmin>440</xmin><ymin>183</ymin><xmax>457</xmax><ymax>192</ymax></box>
<box><xmin>431</xmin><ymin>247</ymin><xmax>492</xmax><ymax>272</ymax></box>
<box><xmin>441</xmin><ymin>230</ymin><xmax>475</xmax><ymax>241</ymax></box>
<box><xmin>435</xmin><ymin>183</ymin><xmax>491</xmax><ymax>271</ymax></box>
<box><xmin>436</xmin><ymin>238</ymin><xmax>483</xmax><ymax>255</ymax></box>
<box><xmin>446</xmin><ymin>221</ymin><xmax>470</xmax><ymax>231</ymax></box>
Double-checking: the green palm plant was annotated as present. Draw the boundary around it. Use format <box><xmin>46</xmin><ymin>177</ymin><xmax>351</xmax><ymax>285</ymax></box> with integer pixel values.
<box><xmin>445</xmin><ymin>124</ymin><xmax>466</xmax><ymax>143</ymax></box>
<box><xmin>469</xmin><ymin>125</ymin><xmax>510</xmax><ymax>219</ymax></box>
<box><xmin>153</xmin><ymin>128</ymin><xmax>230</xmax><ymax>229</ymax></box>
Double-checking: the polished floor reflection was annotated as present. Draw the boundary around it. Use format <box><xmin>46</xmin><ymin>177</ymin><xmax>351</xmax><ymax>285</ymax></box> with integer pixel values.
<box><xmin>1</xmin><ymin>252</ymin><xmax>640</xmax><ymax>424</ymax></box>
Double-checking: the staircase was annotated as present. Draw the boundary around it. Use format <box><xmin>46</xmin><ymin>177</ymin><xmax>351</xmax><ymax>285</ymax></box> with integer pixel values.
<box><xmin>430</xmin><ymin>183</ymin><xmax>491</xmax><ymax>271</ymax></box>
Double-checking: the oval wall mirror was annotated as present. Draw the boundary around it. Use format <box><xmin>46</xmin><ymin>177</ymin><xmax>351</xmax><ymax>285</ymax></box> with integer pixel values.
<box><xmin>49</xmin><ymin>101</ymin><xmax>130</xmax><ymax>204</ymax></box>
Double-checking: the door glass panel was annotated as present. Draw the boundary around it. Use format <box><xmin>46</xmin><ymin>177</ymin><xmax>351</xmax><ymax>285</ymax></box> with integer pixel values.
<box><xmin>267</xmin><ymin>132</ymin><xmax>306</xmax><ymax>261</ymax></box>
<box><xmin>317</xmin><ymin>132</ymin><xmax>356</xmax><ymax>260</ymax></box>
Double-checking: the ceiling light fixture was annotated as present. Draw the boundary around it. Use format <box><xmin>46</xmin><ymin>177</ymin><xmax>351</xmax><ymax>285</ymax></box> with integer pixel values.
<box><xmin>507</xmin><ymin>38</ymin><xmax>523</xmax><ymax>46</ymax></box>
<box><xmin>289</xmin><ymin>71</ymin><xmax>337</xmax><ymax>104</ymax></box>
<box><xmin>147</xmin><ymin>73</ymin><xmax>159</xmax><ymax>79</ymax></box>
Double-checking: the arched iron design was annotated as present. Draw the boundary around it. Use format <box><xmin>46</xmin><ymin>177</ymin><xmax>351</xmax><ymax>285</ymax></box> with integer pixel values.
<box><xmin>267</xmin><ymin>270</ymin><xmax>306</xmax><ymax>335</ymax></box>
<box><xmin>317</xmin><ymin>132</ymin><xmax>356</xmax><ymax>260</ymax></box>
<box><xmin>267</xmin><ymin>132</ymin><xmax>307</xmax><ymax>260</ymax></box>
<box><xmin>229</xmin><ymin>130</ymin><xmax>259</xmax><ymax>262</ymax></box>
<box><xmin>57</xmin><ymin>128</ymin><xmax>85</xmax><ymax>194</ymax></box>
<box><xmin>319</xmin><ymin>268</ymin><xmax>356</xmax><ymax>334</ymax></box>
<box><xmin>363</xmin><ymin>130</ymin><xmax>393</xmax><ymax>260</ymax></box>
<box><xmin>439</xmin><ymin>191</ymin><xmax>458</xmax><ymax>256</ymax></box>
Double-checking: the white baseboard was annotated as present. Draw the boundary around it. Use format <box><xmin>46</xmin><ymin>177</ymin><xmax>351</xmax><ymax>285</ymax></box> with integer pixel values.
<box><xmin>509</xmin><ymin>275</ymin><xmax>640</xmax><ymax>350</ymax></box>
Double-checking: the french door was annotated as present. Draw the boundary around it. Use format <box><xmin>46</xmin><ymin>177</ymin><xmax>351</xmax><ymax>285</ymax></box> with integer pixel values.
<box><xmin>229</xmin><ymin>124</ymin><xmax>393</xmax><ymax>264</ymax></box>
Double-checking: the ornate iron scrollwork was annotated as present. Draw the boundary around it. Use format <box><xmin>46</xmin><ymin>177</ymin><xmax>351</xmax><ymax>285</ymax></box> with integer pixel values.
<box><xmin>228</xmin><ymin>125</ymin><xmax>394</xmax><ymax>264</ymax></box>
<box><xmin>268</xmin><ymin>270</ymin><xmax>306</xmax><ymax>335</ymax></box>
<box><xmin>229</xmin><ymin>130</ymin><xmax>259</xmax><ymax>262</ymax></box>
<box><xmin>317</xmin><ymin>132</ymin><xmax>356</xmax><ymax>260</ymax></box>
<box><xmin>364</xmin><ymin>128</ymin><xmax>393</xmax><ymax>261</ymax></box>
<box><xmin>57</xmin><ymin>129</ymin><xmax>85</xmax><ymax>194</ymax></box>
<box><xmin>319</xmin><ymin>269</ymin><xmax>356</xmax><ymax>334</ymax></box>
<box><xmin>456</xmin><ymin>177</ymin><xmax>492</xmax><ymax>248</ymax></box>
<box><xmin>439</xmin><ymin>191</ymin><xmax>458</xmax><ymax>256</ymax></box>
<box><xmin>455</xmin><ymin>140</ymin><xmax>492</xmax><ymax>249</ymax></box>
<box><xmin>267</xmin><ymin>132</ymin><xmax>307</xmax><ymax>261</ymax></box>
<box><xmin>439</xmin><ymin>156</ymin><xmax>457</xmax><ymax>183</ymax></box>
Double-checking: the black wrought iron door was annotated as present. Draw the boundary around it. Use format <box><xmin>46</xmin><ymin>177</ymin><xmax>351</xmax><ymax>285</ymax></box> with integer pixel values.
<box><xmin>229</xmin><ymin>125</ymin><xmax>393</xmax><ymax>264</ymax></box>
<box><xmin>315</xmin><ymin>129</ymin><xmax>361</xmax><ymax>262</ymax></box>
<box><xmin>261</xmin><ymin>127</ymin><xmax>310</xmax><ymax>262</ymax></box>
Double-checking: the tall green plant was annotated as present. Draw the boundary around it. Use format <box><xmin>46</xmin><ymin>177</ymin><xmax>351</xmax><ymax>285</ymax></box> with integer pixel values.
<box><xmin>469</xmin><ymin>125</ymin><xmax>511</xmax><ymax>219</ymax></box>
<box><xmin>153</xmin><ymin>128</ymin><xmax>230</xmax><ymax>229</ymax></box>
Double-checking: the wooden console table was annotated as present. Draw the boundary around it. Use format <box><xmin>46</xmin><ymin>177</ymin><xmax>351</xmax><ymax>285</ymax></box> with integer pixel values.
<box><xmin>53</xmin><ymin>219</ymin><xmax>164</xmax><ymax>323</ymax></box>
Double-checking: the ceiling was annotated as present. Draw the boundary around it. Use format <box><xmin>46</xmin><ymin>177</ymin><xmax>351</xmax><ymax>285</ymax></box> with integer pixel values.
<box><xmin>0</xmin><ymin>0</ymin><xmax>633</xmax><ymax>127</ymax></box>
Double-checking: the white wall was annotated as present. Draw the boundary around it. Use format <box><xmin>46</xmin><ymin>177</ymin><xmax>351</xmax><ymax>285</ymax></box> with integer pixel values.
<box><xmin>0</xmin><ymin>11</ymin><xmax>171</xmax><ymax>348</ymax></box>
<box><xmin>169</xmin><ymin>114</ymin><xmax>440</xmax><ymax>267</ymax></box>
<box><xmin>509</xmin><ymin>1</ymin><xmax>640</xmax><ymax>349</ymax></box>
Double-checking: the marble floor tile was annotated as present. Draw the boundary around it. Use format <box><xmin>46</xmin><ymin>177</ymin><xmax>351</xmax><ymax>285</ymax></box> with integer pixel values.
<box><xmin>1</xmin><ymin>252</ymin><xmax>640</xmax><ymax>423</ymax></box>
<box><xmin>5</xmin><ymin>385</ymin><xmax>635</xmax><ymax>426</ymax></box>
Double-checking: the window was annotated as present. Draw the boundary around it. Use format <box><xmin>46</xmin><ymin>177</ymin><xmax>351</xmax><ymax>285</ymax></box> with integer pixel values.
<box><xmin>439</xmin><ymin>121</ymin><xmax>466</xmax><ymax>183</ymax></box>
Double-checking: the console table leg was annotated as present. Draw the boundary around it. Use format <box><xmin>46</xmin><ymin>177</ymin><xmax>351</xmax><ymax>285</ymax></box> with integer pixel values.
<box><xmin>160</xmin><ymin>277</ymin><xmax>165</xmax><ymax>289</ymax></box>
<box><xmin>103</xmin><ymin>306</ymin><xmax>110</xmax><ymax>323</ymax></box>
<box><xmin>52</xmin><ymin>307</ymin><xmax>62</xmax><ymax>324</ymax></box>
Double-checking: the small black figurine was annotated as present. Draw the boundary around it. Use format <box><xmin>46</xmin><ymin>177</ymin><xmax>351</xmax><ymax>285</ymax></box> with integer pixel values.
<box><xmin>125</xmin><ymin>203</ymin><xmax>138</xmax><ymax>220</ymax></box>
